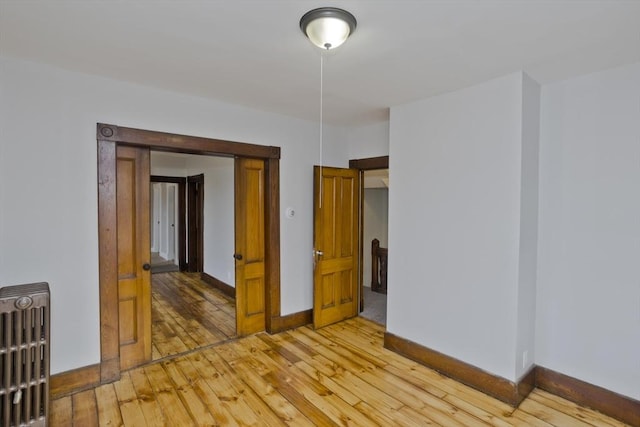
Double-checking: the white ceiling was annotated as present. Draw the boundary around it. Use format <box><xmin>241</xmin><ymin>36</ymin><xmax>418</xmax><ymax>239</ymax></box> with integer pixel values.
<box><xmin>1</xmin><ymin>1</ymin><xmax>638</xmax><ymax>127</ymax></box>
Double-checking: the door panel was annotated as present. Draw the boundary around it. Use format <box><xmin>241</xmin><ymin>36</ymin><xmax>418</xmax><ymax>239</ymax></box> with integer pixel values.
<box><xmin>235</xmin><ymin>158</ymin><xmax>266</xmax><ymax>335</ymax></box>
<box><xmin>187</xmin><ymin>174</ymin><xmax>204</xmax><ymax>272</ymax></box>
<box><xmin>116</xmin><ymin>145</ymin><xmax>151</xmax><ymax>370</ymax></box>
<box><xmin>313</xmin><ymin>166</ymin><xmax>360</xmax><ymax>328</ymax></box>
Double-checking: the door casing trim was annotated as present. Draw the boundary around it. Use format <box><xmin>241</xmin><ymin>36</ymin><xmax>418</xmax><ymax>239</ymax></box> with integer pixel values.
<box><xmin>97</xmin><ymin>123</ymin><xmax>281</xmax><ymax>383</ymax></box>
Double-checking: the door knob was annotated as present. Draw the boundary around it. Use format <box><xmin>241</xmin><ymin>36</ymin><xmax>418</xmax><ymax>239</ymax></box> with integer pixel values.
<box><xmin>142</xmin><ymin>263</ymin><xmax>151</xmax><ymax>271</ymax></box>
<box><xmin>233</xmin><ymin>253</ymin><xmax>243</xmax><ymax>260</ymax></box>
<box><xmin>313</xmin><ymin>249</ymin><xmax>323</xmax><ymax>270</ymax></box>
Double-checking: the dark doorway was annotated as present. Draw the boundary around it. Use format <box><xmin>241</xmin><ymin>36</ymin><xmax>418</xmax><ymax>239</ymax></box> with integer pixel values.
<box><xmin>349</xmin><ymin>155</ymin><xmax>389</xmax><ymax>321</ymax></box>
<box><xmin>187</xmin><ymin>174</ymin><xmax>204</xmax><ymax>273</ymax></box>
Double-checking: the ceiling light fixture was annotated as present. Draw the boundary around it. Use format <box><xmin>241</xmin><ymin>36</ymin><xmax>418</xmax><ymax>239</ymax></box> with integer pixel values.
<box><xmin>300</xmin><ymin>7</ymin><xmax>357</xmax><ymax>50</ymax></box>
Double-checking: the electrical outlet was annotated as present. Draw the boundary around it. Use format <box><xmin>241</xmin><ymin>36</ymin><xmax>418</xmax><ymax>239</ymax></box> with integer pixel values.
<box><xmin>522</xmin><ymin>350</ymin><xmax>528</xmax><ymax>369</ymax></box>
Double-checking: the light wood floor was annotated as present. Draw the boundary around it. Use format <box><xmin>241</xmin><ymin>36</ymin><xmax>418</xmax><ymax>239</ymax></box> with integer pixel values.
<box><xmin>152</xmin><ymin>272</ymin><xmax>236</xmax><ymax>360</ymax></box>
<box><xmin>50</xmin><ymin>317</ymin><xmax>629</xmax><ymax>426</ymax></box>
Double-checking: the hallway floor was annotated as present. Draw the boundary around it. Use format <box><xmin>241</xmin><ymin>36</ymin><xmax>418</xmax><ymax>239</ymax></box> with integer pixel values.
<box><xmin>151</xmin><ymin>272</ymin><xmax>236</xmax><ymax>360</ymax></box>
<box><xmin>360</xmin><ymin>286</ymin><xmax>387</xmax><ymax>325</ymax></box>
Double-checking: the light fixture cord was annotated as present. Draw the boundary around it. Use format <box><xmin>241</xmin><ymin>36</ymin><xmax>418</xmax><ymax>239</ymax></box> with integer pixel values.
<box><xmin>319</xmin><ymin>52</ymin><xmax>324</xmax><ymax>209</ymax></box>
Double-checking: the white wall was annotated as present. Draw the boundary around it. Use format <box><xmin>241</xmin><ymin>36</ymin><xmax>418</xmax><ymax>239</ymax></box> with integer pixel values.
<box><xmin>0</xmin><ymin>56</ymin><xmax>346</xmax><ymax>374</ymax></box>
<box><xmin>388</xmin><ymin>72</ymin><xmax>534</xmax><ymax>382</ymax></box>
<box><xmin>536</xmin><ymin>62</ymin><xmax>640</xmax><ymax>399</ymax></box>
<box><xmin>515</xmin><ymin>74</ymin><xmax>540</xmax><ymax>379</ymax></box>
<box><xmin>151</xmin><ymin>154</ymin><xmax>235</xmax><ymax>284</ymax></box>
<box><xmin>151</xmin><ymin>152</ymin><xmax>187</xmax><ymax>176</ymax></box>
<box><xmin>184</xmin><ymin>156</ymin><xmax>235</xmax><ymax>286</ymax></box>
<box><xmin>363</xmin><ymin>188</ymin><xmax>389</xmax><ymax>288</ymax></box>
<box><xmin>347</xmin><ymin>120</ymin><xmax>390</xmax><ymax>160</ymax></box>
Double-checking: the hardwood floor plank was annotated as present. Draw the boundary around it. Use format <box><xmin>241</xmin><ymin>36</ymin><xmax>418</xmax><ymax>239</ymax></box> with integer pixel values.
<box><xmin>94</xmin><ymin>383</ymin><xmax>124</xmax><ymax>427</ymax></box>
<box><xmin>291</xmin><ymin>327</ymin><xmax>458</xmax><ymax>419</ymax></box>
<box><xmin>229</xmin><ymin>336</ymin><xmax>368</xmax><ymax>426</ymax></box>
<box><xmin>245</xmin><ymin>341</ymin><xmax>380</xmax><ymax>426</ymax></box>
<box><xmin>508</xmin><ymin>408</ymin><xmax>556</xmax><ymax>426</ymax></box>
<box><xmin>443</xmin><ymin>394</ymin><xmax>514</xmax><ymax>427</ymax></box>
<box><xmin>203</xmin><ymin>348</ymin><xmax>289</xmax><ymax>426</ymax></box>
<box><xmin>186</xmin><ymin>351</ymin><xmax>263</xmax><ymax>426</ymax></box>
<box><xmin>71</xmin><ymin>389</ymin><xmax>99</xmax><ymax>427</ymax></box>
<box><xmin>267</xmin><ymin>332</ymin><xmax>405</xmax><ymax>413</ymax></box>
<box><xmin>260</xmin><ymin>368</ymin><xmax>339</xmax><ymax>427</ymax></box>
<box><xmin>296</xmin><ymin>326</ymin><xmax>380</xmax><ymax>371</ymax></box>
<box><xmin>528</xmin><ymin>389</ymin><xmax>629</xmax><ymax>427</ymax></box>
<box><xmin>353</xmin><ymin>401</ymin><xmax>408</xmax><ymax>426</ymax></box>
<box><xmin>151</xmin><ymin>343</ymin><xmax>162</xmax><ymax>360</ymax></box>
<box><xmin>315</xmin><ymin>326</ymin><xmax>389</xmax><ymax>369</ymax></box>
<box><xmin>128</xmin><ymin>367</ymin><xmax>166</xmax><ymax>426</ymax></box>
<box><xmin>143</xmin><ymin>363</ymin><xmax>195</xmax><ymax>426</ymax></box>
<box><xmin>161</xmin><ymin>359</ymin><xmax>217</xmax><ymax>426</ymax></box>
<box><xmin>50</xmin><ymin>395</ymin><xmax>73</xmax><ymax>426</ymax></box>
<box><xmin>231</xmin><ymin>358</ymin><xmax>316</xmax><ymax>426</ymax></box>
<box><xmin>152</xmin><ymin>296</ymin><xmax>193</xmax><ymax>358</ymax></box>
<box><xmin>150</xmin><ymin>271</ymin><xmax>236</xmax><ymax>361</ymax></box>
<box><xmin>294</xmin><ymin>358</ymin><xmax>362</xmax><ymax>406</ymax></box>
<box><xmin>395</xmin><ymin>405</ymin><xmax>442</xmax><ymax>426</ymax></box>
<box><xmin>176</xmin><ymin>354</ymin><xmax>240</xmax><ymax>427</ymax></box>
<box><xmin>519</xmin><ymin>397</ymin><xmax>595</xmax><ymax>427</ymax></box>
<box><xmin>53</xmin><ymin>318</ymin><xmax>633</xmax><ymax>427</ymax></box>
<box><xmin>113</xmin><ymin>372</ymin><xmax>148</xmax><ymax>427</ymax></box>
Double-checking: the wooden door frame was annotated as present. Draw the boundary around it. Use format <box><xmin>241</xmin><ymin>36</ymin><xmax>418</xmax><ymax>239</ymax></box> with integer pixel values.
<box><xmin>348</xmin><ymin>156</ymin><xmax>389</xmax><ymax>312</ymax></box>
<box><xmin>97</xmin><ymin>123</ymin><xmax>281</xmax><ymax>383</ymax></box>
<box><xmin>150</xmin><ymin>175</ymin><xmax>187</xmax><ymax>271</ymax></box>
<box><xmin>187</xmin><ymin>174</ymin><xmax>204</xmax><ymax>272</ymax></box>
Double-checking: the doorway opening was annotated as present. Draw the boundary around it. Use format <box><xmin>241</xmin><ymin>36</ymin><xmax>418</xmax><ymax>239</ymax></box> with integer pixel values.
<box><xmin>349</xmin><ymin>156</ymin><xmax>389</xmax><ymax>326</ymax></box>
<box><xmin>97</xmin><ymin>123</ymin><xmax>281</xmax><ymax>384</ymax></box>
<box><xmin>187</xmin><ymin>173</ymin><xmax>204</xmax><ymax>272</ymax></box>
<box><xmin>150</xmin><ymin>175</ymin><xmax>186</xmax><ymax>273</ymax></box>
<box><xmin>360</xmin><ymin>169</ymin><xmax>389</xmax><ymax>324</ymax></box>
<box><xmin>149</xmin><ymin>153</ymin><xmax>236</xmax><ymax>361</ymax></box>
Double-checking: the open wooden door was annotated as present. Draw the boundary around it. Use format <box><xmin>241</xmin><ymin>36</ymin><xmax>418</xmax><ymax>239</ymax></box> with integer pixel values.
<box><xmin>116</xmin><ymin>145</ymin><xmax>152</xmax><ymax>370</ymax></box>
<box><xmin>235</xmin><ymin>158</ymin><xmax>266</xmax><ymax>336</ymax></box>
<box><xmin>313</xmin><ymin>166</ymin><xmax>360</xmax><ymax>328</ymax></box>
<box><xmin>187</xmin><ymin>174</ymin><xmax>204</xmax><ymax>272</ymax></box>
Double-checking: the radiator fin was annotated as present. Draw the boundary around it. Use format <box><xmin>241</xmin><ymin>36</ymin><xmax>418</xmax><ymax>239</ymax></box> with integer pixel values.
<box><xmin>0</xmin><ymin>282</ymin><xmax>50</xmax><ymax>427</ymax></box>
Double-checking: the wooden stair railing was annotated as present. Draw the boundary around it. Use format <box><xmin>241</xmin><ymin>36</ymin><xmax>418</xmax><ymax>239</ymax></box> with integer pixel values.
<box><xmin>371</xmin><ymin>238</ymin><xmax>388</xmax><ymax>294</ymax></box>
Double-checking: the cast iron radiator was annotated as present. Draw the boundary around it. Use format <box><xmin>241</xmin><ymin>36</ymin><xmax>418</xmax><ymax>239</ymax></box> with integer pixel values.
<box><xmin>0</xmin><ymin>283</ymin><xmax>50</xmax><ymax>427</ymax></box>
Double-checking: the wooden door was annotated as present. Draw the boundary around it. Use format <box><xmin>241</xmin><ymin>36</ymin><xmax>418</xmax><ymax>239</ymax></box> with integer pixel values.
<box><xmin>167</xmin><ymin>184</ymin><xmax>176</xmax><ymax>261</ymax></box>
<box><xmin>235</xmin><ymin>158</ymin><xmax>266</xmax><ymax>335</ymax></box>
<box><xmin>313</xmin><ymin>166</ymin><xmax>360</xmax><ymax>328</ymax></box>
<box><xmin>187</xmin><ymin>174</ymin><xmax>204</xmax><ymax>272</ymax></box>
<box><xmin>116</xmin><ymin>145</ymin><xmax>151</xmax><ymax>370</ymax></box>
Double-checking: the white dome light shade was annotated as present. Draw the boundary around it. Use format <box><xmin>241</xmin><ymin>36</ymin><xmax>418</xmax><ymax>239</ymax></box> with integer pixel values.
<box><xmin>300</xmin><ymin>8</ymin><xmax>357</xmax><ymax>50</ymax></box>
<box><xmin>304</xmin><ymin>16</ymin><xmax>351</xmax><ymax>50</ymax></box>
